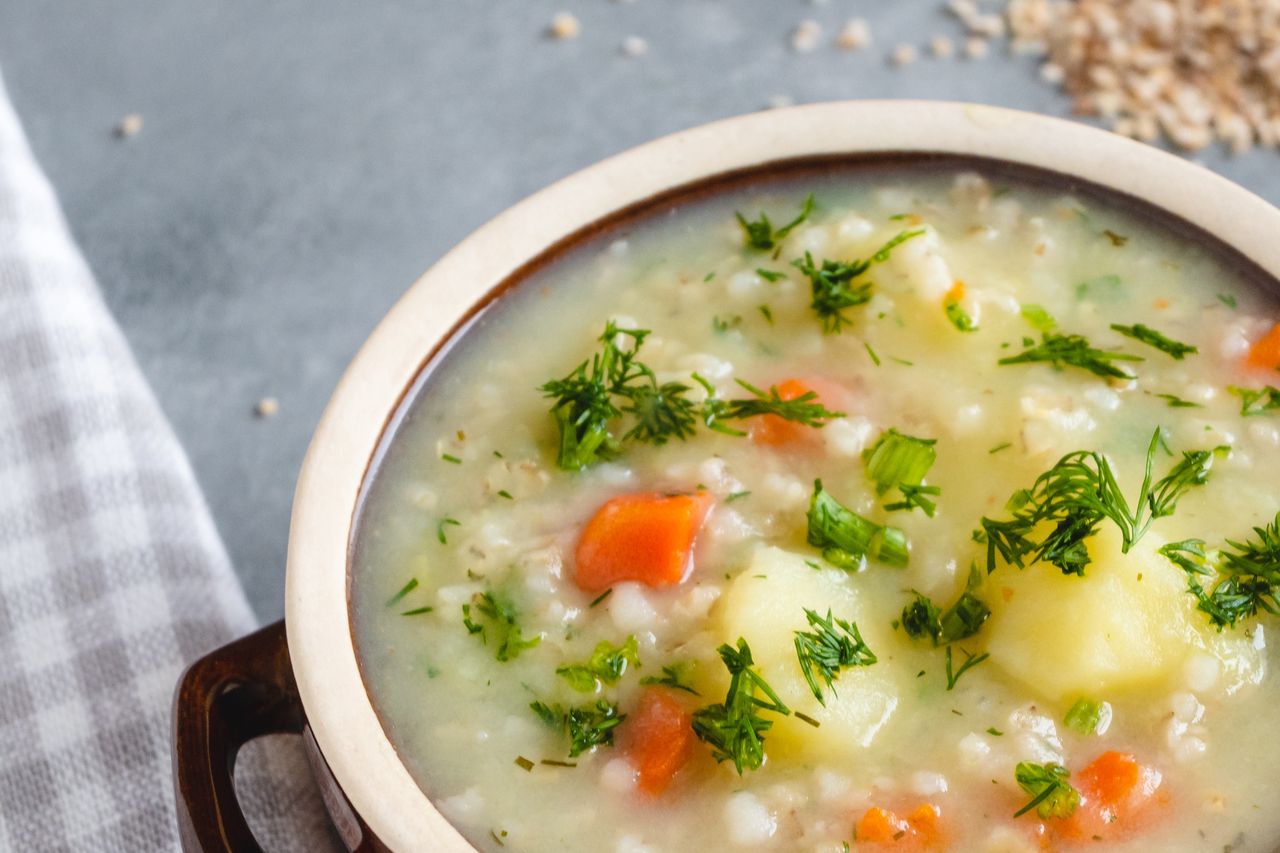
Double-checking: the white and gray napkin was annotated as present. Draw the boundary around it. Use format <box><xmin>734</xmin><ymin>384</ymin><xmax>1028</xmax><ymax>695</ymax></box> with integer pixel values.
<box><xmin>0</xmin><ymin>73</ymin><xmax>340</xmax><ymax>851</ymax></box>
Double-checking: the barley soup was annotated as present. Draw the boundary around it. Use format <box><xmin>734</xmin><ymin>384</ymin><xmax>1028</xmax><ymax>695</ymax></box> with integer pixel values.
<box><xmin>351</xmin><ymin>166</ymin><xmax>1280</xmax><ymax>853</ymax></box>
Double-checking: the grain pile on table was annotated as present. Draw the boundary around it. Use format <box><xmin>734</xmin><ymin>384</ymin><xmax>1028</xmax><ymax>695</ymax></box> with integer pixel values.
<box><xmin>1004</xmin><ymin>0</ymin><xmax>1280</xmax><ymax>153</ymax></box>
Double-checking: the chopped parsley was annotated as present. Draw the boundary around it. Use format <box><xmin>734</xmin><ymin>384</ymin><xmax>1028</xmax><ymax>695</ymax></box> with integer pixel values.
<box><xmin>712</xmin><ymin>314</ymin><xmax>742</xmax><ymax>334</ymax></box>
<box><xmin>556</xmin><ymin>636</ymin><xmax>640</xmax><ymax>692</ymax></box>
<box><xmin>691</xmin><ymin>639</ymin><xmax>790</xmax><ymax>774</ymax></box>
<box><xmin>978</xmin><ymin>429</ymin><xmax>1225</xmax><ymax>576</ymax></box>
<box><xmin>792</xmin><ymin>229</ymin><xmax>924</xmax><ymax>333</ymax></box>
<box><xmin>807</xmin><ymin>480</ymin><xmax>909</xmax><ymax>569</ymax></box>
<box><xmin>640</xmin><ymin>661</ymin><xmax>700</xmax><ymax>695</ymax></box>
<box><xmin>1228</xmin><ymin>385</ymin><xmax>1280</xmax><ymax>417</ymax></box>
<box><xmin>1110</xmin><ymin>323</ymin><xmax>1198</xmax><ymax>359</ymax></box>
<box><xmin>1161</xmin><ymin>513</ymin><xmax>1280</xmax><ymax>629</ymax></box>
<box><xmin>1063</xmin><ymin>697</ymin><xmax>1109</xmax><ymax>735</ymax></box>
<box><xmin>793</xmin><ymin>608</ymin><xmax>877</xmax><ymax>705</ymax></box>
<box><xmin>998</xmin><ymin>332</ymin><xmax>1142</xmax><ymax>380</ymax></box>
<box><xmin>944</xmin><ymin>645</ymin><xmax>989</xmax><ymax>690</ymax></box>
<box><xmin>757</xmin><ymin>304</ymin><xmax>774</xmax><ymax>324</ymax></box>
<box><xmin>530</xmin><ymin>699</ymin><xmax>625</xmax><ymax>758</ymax></box>
<box><xmin>736</xmin><ymin>193</ymin><xmax>815</xmax><ymax>252</ymax></box>
<box><xmin>864</xmin><ymin>428</ymin><xmax>940</xmax><ymax>516</ymax></box>
<box><xmin>756</xmin><ymin>268</ymin><xmax>785</xmax><ymax>283</ymax></box>
<box><xmin>462</xmin><ymin>591</ymin><xmax>541</xmax><ymax>662</ymax></box>
<box><xmin>1014</xmin><ymin>762</ymin><xmax>1080</xmax><ymax>819</ymax></box>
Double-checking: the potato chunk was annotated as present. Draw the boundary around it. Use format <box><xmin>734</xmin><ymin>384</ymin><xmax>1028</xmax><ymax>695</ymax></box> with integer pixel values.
<box><xmin>982</xmin><ymin>527</ymin><xmax>1203</xmax><ymax>700</ymax></box>
<box><xmin>713</xmin><ymin>546</ymin><xmax>901</xmax><ymax>762</ymax></box>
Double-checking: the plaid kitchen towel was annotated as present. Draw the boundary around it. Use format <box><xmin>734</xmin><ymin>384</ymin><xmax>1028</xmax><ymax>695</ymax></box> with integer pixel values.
<box><xmin>0</xmin><ymin>75</ymin><xmax>340</xmax><ymax>850</ymax></box>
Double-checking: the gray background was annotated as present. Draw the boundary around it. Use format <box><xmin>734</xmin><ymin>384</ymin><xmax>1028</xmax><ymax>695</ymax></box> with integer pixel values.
<box><xmin>2</xmin><ymin>1</ymin><xmax>1277</xmax><ymax>620</ymax></box>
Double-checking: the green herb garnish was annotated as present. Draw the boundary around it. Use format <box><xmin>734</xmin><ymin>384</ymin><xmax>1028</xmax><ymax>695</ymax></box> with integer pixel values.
<box><xmin>462</xmin><ymin>591</ymin><xmax>541</xmax><ymax>662</ymax></box>
<box><xmin>1075</xmin><ymin>274</ymin><xmax>1122</xmax><ymax>301</ymax></box>
<box><xmin>1102</xmin><ymin>229</ymin><xmax>1128</xmax><ymax>247</ymax></box>
<box><xmin>945</xmin><ymin>300</ymin><xmax>978</xmax><ymax>332</ymax></box>
<box><xmin>541</xmin><ymin>323</ymin><xmax>842</xmax><ymax>468</ymax></box>
<box><xmin>387</xmin><ymin>577</ymin><xmax>419</xmax><ymax>607</ymax></box>
<box><xmin>437</xmin><ymin>516</ymin><xmax>461</xmax><ymax>544</ymax></box>
<box><xmin>864</xmin><ymin>428</ymin><xmax>940</xmax><ymax>516</ymax></box>
<box><xmin>556</xmin><ymin>636</ymin><xmax>641</xmax><ymax>692</ymax></box>
<box><xmin>1162</xmin><ymin>514</ymin><xmax>1280</xmax><ymax>629</ymax></box>
<box><xmin>757</xmin><ymin>304</ymin><xmax>774</xmax><ymax>324</ymax></box>
<box><xmin>640</xmin><ymin>661</ymin><xmax>700</xmax><ymax>695</ymax></box>
<box><xmin>1014</xmin><ymin>762</ymin><xmax>1080</xmax><ymax>819</ymax></box>
<box><xmin>530</xmin><ymin>699</ymin><xmax>625</xmax><ymax>757</ymax></box>
<box><xmin>400</xmin><ymin>606</ymin><xmax>433</xmax><ymax>616</ymax></box>
<box><xmin>999</xmin><ymin>332</ymin><xmax>1142</xmax><ymax>380</ymax></box>
<box><xmin>1020</xmin><ymin>304</ymin><xmax>1057</xmax><ymax>332</ymax></box>
<box><xmin>1110</xmin><ymin>323</ymin><xmax>1197</xmax><ymax>360</ymax></box>
<box><xmin>1228</xmin><ymin>385</ymin><xmax>1280</xmax><ymax>417</ymax></box>
<box><xmin>691</xmin><ymin>639</ymin><xmax>790</xmax><ymax>774</ymax></box>
<box><xmin>1063</xmin><ymin>698</ymin><xmax>1107</xmax><ymax>735</ymax></box>
<box><xmin>978</xmin><ymin>429</ymin><xmax>1224</xmax><ymax>576</ymax></box>
<box><xmin>756</xmin><ymin>268</ymin><xmax>785</xmax><ymax>283</ymax></box>
<box><xmin>736</xmin><ymin>194</ymin><xmax>814</xmax><ymax>251</ymax></box>
<box><xmin>807</xmin><ymin>480</ymin><xmax>909</xmax><ymax>569</ymax></box>
<box><xmin>944</xmin><ymin>645</ymin><xmax>989</xmax><ymax>690</ymax></box>
<box><xmin>1218</xmin><ymin>293</ymin><xmax>1238</xmax><ymax>309</ymax></box>
<box><xmin>902</xmin><ymin>567</ymin><xmax>990</xmax><ymax>645</ymax></box>
<box><xmin>989</xmin><ymin>441</ymin><xmax>1012</xmax><ymax>454</ymax></box>
<box><xmin>865</xmin><ymin>342</ymin><xmax>881</xmax><ymax>366</ymax></box>
<box><xmin>793</xmin><ymin>608</ymin><xmax>877</xmax><ymax>705</ymax></box>
<box><xmin>792</xmin><ymin>230</ymin><xmax>924</xmax><ymax>333</ymax></box>
<box><xmin>1155</xmin><ymin>393</ymin><xmax>1203</xmax><ymax>408</ymax></box>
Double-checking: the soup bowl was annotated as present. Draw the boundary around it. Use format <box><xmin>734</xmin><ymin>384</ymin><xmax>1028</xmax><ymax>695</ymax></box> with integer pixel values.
<box><xmin>172</xmin><ymin>100</ymin><xmax>1280</xmax><ymax>852</ymax></box>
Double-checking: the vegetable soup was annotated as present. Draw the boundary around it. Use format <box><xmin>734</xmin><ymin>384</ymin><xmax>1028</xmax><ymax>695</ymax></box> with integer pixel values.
<box><xmin>350</xmin><ymin>165</ymin><xmax>1280</xmax><ymax>852</ymax></box>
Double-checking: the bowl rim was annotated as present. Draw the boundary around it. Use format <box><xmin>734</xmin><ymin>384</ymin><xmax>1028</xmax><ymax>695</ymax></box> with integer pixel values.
<box><xmin>285</xmin><ymin>99</ymin><xmax>1280</xmax><ymax>852</ymax></box>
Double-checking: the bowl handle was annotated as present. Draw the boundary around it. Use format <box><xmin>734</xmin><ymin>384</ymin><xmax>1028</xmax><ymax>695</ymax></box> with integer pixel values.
<box><xmin>172</xmin><ymin>620</ymin><xmax>304</xmax><ymax>852</ymax></box>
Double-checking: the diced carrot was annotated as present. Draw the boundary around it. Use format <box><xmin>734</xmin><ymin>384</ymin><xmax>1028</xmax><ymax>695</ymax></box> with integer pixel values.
<box><xmin>945</xmin><ymin>280</ymin><xmax>966</xmax><ymax>303</ymax></box>
<box><xmin>574</xmin><ymin>491</ymin><xmax>714</xmax><ymax>593</ymax></box>
<box><xmin>1061</xmin><ymin>751</ymin><xmax>1164</xmax><ymax>842</ymax></box>
<box><xmin>855</xmin><ymin>803</ymin><xmax>944</xmax><ymax>850</ymax></box>
<box><xmin>621</xmin><ymin>687</ymin><xmax>695</xmax><ymax>795</ymax></box>
<box><xmin>1245</xmin><ymin>323</ymin><xmax>1280</xmax><ymax>372</ymax></box>
<box><xmin>748</xmin><ymin>377</ymin><xmax>847</xmax><ymax>448</ymax></box>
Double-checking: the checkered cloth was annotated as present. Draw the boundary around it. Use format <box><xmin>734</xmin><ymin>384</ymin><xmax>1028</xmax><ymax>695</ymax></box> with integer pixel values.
<box><xmin>0</xmin><ymin>76</ymin><xmax>340</xmax><ymax>850</ymax></box>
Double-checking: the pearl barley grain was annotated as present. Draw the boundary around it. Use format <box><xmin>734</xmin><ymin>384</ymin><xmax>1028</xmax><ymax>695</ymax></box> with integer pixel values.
<box><xmin>836</xmin><ymin>18</ymin><xmax>871</xmax><ymax>51</ymax></box>
<box><xmin>620</xmin><ymin>35</ymin><xmax>648</xmax><ymax>58</ymax></box>
<box><xmin>115</xmin><ymin>114</ymin><xmax>143</xmax><ymax>139</ymax></box>
<box><xmin>891</xmin><ymin>43</ymin><xmax>919</xmax><ymax>66</ymax></box>
<box><xmin>254</xmin><ymin>397</ymin><xmax>279</xmax><ymax>418</ymax></box>
<box><xmin>791</xmin><ymin>19</ymin><xmax>823</xmax><ymax>53</ymax></box>
<box><xmin>548</xmin><ymin>11</ymin><xmax>580</xmax><ymax>40</ymax></box>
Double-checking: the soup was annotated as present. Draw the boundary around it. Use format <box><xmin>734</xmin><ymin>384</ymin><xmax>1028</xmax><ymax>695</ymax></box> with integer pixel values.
<box><xmin>350</xmin><ymin>165</ymin><xmax>1280</xmax><ymax>852</ymax></box>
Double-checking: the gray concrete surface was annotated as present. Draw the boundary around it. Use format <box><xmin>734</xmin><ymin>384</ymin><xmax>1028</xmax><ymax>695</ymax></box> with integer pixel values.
<box><xmin>1</xmin><ymin>2</ymin><xmax>1277</xmax><ymax>620</ymax></box>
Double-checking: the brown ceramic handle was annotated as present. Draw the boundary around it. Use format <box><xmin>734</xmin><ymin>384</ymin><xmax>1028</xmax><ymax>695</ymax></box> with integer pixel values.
<box><xmin>173</xmin><ymin>620</ymin><xmax>302</xmax><ymax>852</ymax></box>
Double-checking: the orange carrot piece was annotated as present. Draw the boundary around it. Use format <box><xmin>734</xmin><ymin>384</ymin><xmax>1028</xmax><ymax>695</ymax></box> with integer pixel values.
<box><xmin>622</xmin><ymin>687</ymin><xmax>695</xmax><ymax>795</ymax></box>
<box><xmin>1062</xmin><ymin>751</ymin><xmax>1164</xmax><ymax>842</ymax></box>
<box><xmin>1246</xmin><ymin>322</ymin><xmax>1280</xmax><ymax>371</ymax></box>
<box><xmin>574</xmin><ymin>491</ymin><xmax>714</xmax><ymax>593</ymax></box>
<box><xmin>855</xmin><ymin>803</ymin><xmax>944</xmax><ymax>850</ymax></box>
<box><xmin>748</xmin><ymin>377</ymin><xmax>846</xmax><ymax>448</ymax></box>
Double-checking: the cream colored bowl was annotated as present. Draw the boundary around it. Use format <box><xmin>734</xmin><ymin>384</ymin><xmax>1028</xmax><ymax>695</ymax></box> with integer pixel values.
<box><xmin>284</xmin><ymin>101</ymin><xmax>1280</xmax><ymax>851</ymax></box>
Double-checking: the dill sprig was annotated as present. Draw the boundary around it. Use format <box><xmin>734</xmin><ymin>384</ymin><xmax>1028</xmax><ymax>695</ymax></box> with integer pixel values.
<box><xmin>640</xmin><ymin>661</ymin><xmax>700</xmax><ymax>695</ymax></box>
<box><xmin>691</xmin><ymin>639</ymin><xmax>790</xmax><ymax>774</ymax></box>
<box><xmin>902</xmin><ymin>566</ymin><xmax>991</xmax><ymax>645</ymax></box>
<box><xmin>1161</xmin><ymin>513</ymin><xmax>1280</xmax><ymax>629</ymax></box>
<box><xmin>1228</xmin><ymin>384</ymin><xmax>1280</xmax><ymax>417</ymax></box>
<box><xmin>792</xmin><ymin>229</ymin><xmax>925</xmax><ymax>333</ymax></box>
<box><xmin>1110</xmin><ymin>323</ymin><xmax>1198</xmax><ymax>360</ymax></box>
<box><xmin>735</xmin><ymin>194</ymin><xmax>814</xmax><ymax>252</ymax></box>
<box><xmin>944</xmin><ymin>645</ymin><xmax>989</xmax><ymax>690</ymax></box>
<box><xmin>541</xmin><ymin>323</ymin><xmax>842</xmax><ymax>469</ymax></box>
<box><xmin>999</xmin><ymin>332</ymin><xmax>1143</xmax><ymax>380</ymax></box>
<box><xmin>793</xmin><ymin>608</ymin><xmax>877</xmax><ymax>705</ymax></box>
<box><xmin>978</xmin><ymin>429</ymin><xmax>1225</xmax><ymax>576</ymax></box>
<box><xmin>1014</xmin><ymin>762</ymin><xmax>1079</xmax><ymax>819</ymax></box>
<box><xmin>530</xmin><ymin>699</ymin><xmax>625</xmax><ymax>758</ymax></box>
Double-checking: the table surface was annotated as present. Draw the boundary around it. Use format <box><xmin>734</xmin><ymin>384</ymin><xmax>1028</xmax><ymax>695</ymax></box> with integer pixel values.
<box><xmin>3</xmin><ymin>2</ymin><xmax>1277</xmax><ymax>620</ymax></box>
